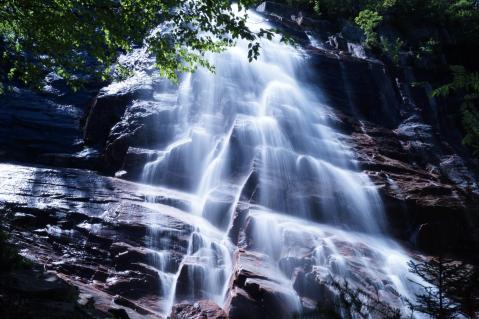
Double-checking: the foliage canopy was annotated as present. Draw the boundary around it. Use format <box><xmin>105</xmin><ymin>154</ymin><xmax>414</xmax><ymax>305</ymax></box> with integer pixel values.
<box><xmin>0</xmin><ymin>0</ymin><xmax>272</xmax><ymax>90</ymax></box>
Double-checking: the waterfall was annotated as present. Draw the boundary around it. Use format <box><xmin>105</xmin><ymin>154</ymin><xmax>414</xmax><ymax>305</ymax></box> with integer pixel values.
<box><xmin>137</xmin><ymin>9</ymin><xmax>425</xmax><ymax>318</ymax></box>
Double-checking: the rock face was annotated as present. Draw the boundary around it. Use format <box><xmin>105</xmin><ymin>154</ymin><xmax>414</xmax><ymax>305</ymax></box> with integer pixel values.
<box><xmin>306</xmin><ymin>49</ymin><xmax>479</xmax><ymax>253</ymax></box>
<box><xmin>346</xmin><ymin>113</ymin><xmax>479</xmax><ymax>254</ymax></box>
<box><xmin>225</xmin><ymin>250</ymin><xmax>300</xmax><ymax>319</ymax></box>
<box><xmin>82</xmin><ymin>68</ymin><xmax>179</xmax><ymax>175</ymax></box>
<box><xmin>251</xmin><ymin>3</ymin><xmax>479</xmax><ymax>255</ymax></box>
<box><xmin>0</xmin><ymin>163</ymin><xmax>415</xmax><ymax>319</ymax></box>
<box><xmin>0</xmin><ymin>75</ymin><xmax>102</xmax><ymax>169</ymax></box>
<box><xmin>2</xmin><ymin>3</ymin><xmax>479</xmax><ymax>319</ymax></box>
<box><xmin>78</xmin><ymin>23</ymin><xmax>478</xmax><ymax>255</ymax></box>
<box><xmin>0</xmin><ymin>163</ymin><xmax>197</xmax><ymax>318</ymax></box>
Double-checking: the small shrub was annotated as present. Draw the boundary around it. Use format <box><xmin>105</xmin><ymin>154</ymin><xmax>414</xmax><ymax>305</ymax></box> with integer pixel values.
<box><xmin>354</xmin><ymin>9</ymin><xmax>383</xmax><ymax>48</ymax></box>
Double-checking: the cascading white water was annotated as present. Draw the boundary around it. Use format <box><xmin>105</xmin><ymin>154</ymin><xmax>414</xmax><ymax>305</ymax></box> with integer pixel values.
<box><xmin>137</xmin><ymin>9</ymin><xmax>426</xmax><ymax>318</ymax></box>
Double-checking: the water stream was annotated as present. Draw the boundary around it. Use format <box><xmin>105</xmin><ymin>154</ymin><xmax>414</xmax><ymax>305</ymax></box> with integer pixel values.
<box><xmin>137</xmin><ymin>10</ymin><xmax>424</xmax><ymax>318</ymax></box>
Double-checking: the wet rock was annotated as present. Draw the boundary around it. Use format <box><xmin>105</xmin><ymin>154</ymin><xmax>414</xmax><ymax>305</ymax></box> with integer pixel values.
<box><xmin>121</xmin><ymin>147</ymin><xmax>160</xmax><ymax>180</ymax></box>
<box><xmin>103</xmin><ymin>100</ymin><xmax>177</xmax><ymax>173</ymax></box>
<box><xmin>292</xmin><ymin>268</ymin><xmax>335</xmax><ymax>302</ymax></box>
<box><xmin>37</xmin><ymin>148</ymin><xmax>102</xmax><ymax>170</ymax></box>
<box><xmin>0</xmin><ymin>163</ymin><xmax>195</xmax><ymax>317</ymax></box>
<box><xmin>111</xmin><ymin>242</ymin><xmax>150</xmax><ymax>265</ymax></box>
<box><xmin>439</xmin><ymin>154</ymin><xmax>479</xmax><ymax>193</ymax></box>
<box><xmin>225</xmin><ymin>250</ymin><xmax>299</xmax><ymax>319</ymax></box>
<box><xmin>279</xmin><ymin>256</ymin><xmax>313</xmax><ymax>278</ymax></box>
<box><xmin>106</xmin><ymin>270</ymin><xmax>159</xmax><ymax>299</ymax></box>
<box><xmin>309</xmin><ymin>51</ymin><xmax>401</xmax><ymax>129</ymax></box>
<box><xmin>175</xmin><ymin>263</ymin><xmax>212</xmax><ymax>301</ymax></box>
<box><xmin>171</xmin><ymin>300</ymin><xmax>227</xmax><ymax>319</ymax></box>
<box><xmin>227</xmin><ymin>203</ymin><xmax>250</xmax><ymax>246</ymax></box>
<box><xmin>111</xmin><ymin>242</ymin><xmax>184</xmax><ymax>274</ymax></box>
<box><xmin>332</xmin><ymin>104</ymin><xmax>479</xmax><ymax>254</ymax></box>
<box><xmin>57</xmin><ymin>263</ymin><xmax>98</xmax><ymax>280</ymax></box>
<box><xmin>348</xmin><ymin>42</ymin><xmax>367</xmax><ymax>59</ymax></box>
<box><xmin>113</xmin><ymin>295</ymin><xmax>157</xmax><ymax>316</ymax></box>
<box><xmin>327</xmin><ymin>34</ymin><xmax>349</xmax><ymax>51</ymax></box>
<box><xmin>0</xmin><ymin>83</ymin><xmax>98</xmax><ymax>167</ymax></box>
<box><xmin>2</xmin><ymin>5</ymin><xmax>479</xmax><ymax>318</ymax></box>
<box><xmin>83</xmin><ymin>81</ymin><xmax>154</xmax><ymax>148</ymax></box>
<box><xmin>201</xmin><ymin>187</ymin><xmax>238</xmax><ymax>230</ymax></box>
